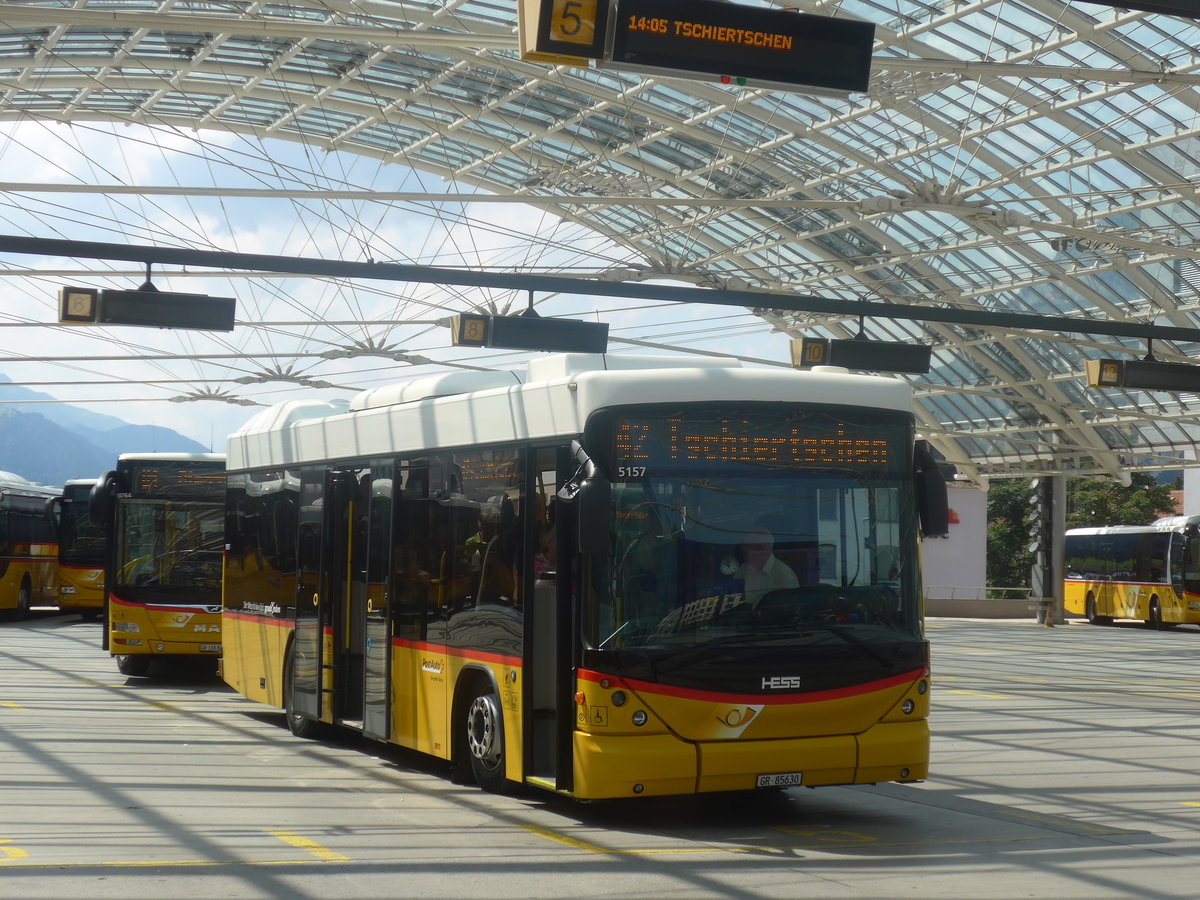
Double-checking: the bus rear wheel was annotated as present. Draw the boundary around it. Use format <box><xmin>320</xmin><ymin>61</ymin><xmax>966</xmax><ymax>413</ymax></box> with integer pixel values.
<box><xmin>116</xmin><ymin>655</ymin><xmax>151</xmax><ymax>677</ymax></box>
<box><xmin>16</xmin><ymin>580</ymin><xmax>31</xmax><ymax>619</ymax></box>
<box><xmin>283</xmin><ymin>647</ymin><xmax>323</xmax><ymax>739</ymax></box>
<box><xmin>465</xmin><ymin>684</ymin><xmax>506</xmax><ymax>793</ymax></box>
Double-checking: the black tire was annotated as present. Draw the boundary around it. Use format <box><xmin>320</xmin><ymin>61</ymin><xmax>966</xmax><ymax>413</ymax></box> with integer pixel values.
<box><xmin>1085</xmin><ymin>594</ymin><xmax>1112</xmax><ymax>626</ymax></box>
<box><xmin>465</xmin><ymin>683</ymin><xmax>506</xmax><ymax>792</ymax></box>
<box><xmin>116</xmin><ymin>654</ymin><xmax>151</xmax><ymax>677</ymax></box>
<box><xmin>1147</xmin><ymin>597</ymin><xmax>1165</xmax><ymax>631</ymax></box>
<box><xmin>283</xmin><ymin>647</ymin><xmax>323</xmax><ymax>739</ymax></box>
<box><xmin>16</xmin><ymin>580</ymin><xmax>31</xmax><ymax>620</ymax></box>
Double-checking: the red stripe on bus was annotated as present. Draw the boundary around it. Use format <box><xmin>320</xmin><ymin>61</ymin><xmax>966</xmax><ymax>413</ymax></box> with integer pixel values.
<box><xmin>577</xmin><ymin>667</ymin><xmax>927</xmax><ymax>705</ymax></box>
<box><xmin>223</xmin><ymin>609</ymin><xmax>292</xmax><ymax>626</ymax></box>
<box><xmin>109</xmin><ymin>595</ymin><xmax>219</xmax><ymax>615</ymax></box>
<box><xmin>393</xmin><ymin>637</ymin><xmax>520</xmax><ymax>668</ymax></box>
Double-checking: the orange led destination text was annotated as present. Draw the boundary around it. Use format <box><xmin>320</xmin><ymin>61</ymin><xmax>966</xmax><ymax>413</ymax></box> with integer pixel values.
<box><xmin>626</xmin><ymin>16</ymin><xmax>794</xmax><ymax>51</ymax></box>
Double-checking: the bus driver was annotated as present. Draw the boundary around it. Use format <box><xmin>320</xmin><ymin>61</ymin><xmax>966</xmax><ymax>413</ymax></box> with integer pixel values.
<box><xmin>736</xmin><ymin>529</ymin><xmax>799</xmax><ymax>607</ymax></box>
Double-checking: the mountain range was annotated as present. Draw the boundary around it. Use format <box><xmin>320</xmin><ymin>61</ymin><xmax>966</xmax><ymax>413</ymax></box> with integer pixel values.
<box><xmin>0</xmin><ymin>374</ymin><xmax>208</xmax><ymax>487</ymax></box>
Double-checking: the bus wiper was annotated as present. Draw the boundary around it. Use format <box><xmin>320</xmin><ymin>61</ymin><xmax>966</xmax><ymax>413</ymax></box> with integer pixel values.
<box><xmin>654</xmin><ymin>634</ymin><xmax>790</xmax><ymax>675</ymax></box>
<box><xmin>799</xmin><ymin>621</ymin><xmax>894</xmax><ymax>668</ymax></box>
<box><xmin>599</xmin><ymin>620</ymin><xmax>633</xmax><ymax>649</ymax></box>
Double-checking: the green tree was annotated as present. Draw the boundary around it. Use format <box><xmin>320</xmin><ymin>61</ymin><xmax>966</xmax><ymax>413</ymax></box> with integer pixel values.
<box><xmin>986</xmin><ymin>473</ymin><xmax>1179</xmax><ymax>589</ymax></box>
<box><xmin>986</xmin><ymin>478</ymin><xmax>1037</xmax><ymax>589</ymax></box>
<box><xmin>1065</xmin><ymin>472</ymin><xmax>1178</xmax><ymax>530</ymax></box>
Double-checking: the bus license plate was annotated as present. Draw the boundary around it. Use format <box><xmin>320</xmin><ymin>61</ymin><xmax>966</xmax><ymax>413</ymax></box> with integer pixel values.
<box><xmin>199</xmin><ymin>643</ymin><xmax>221</xmax><ymax>652</ymax></box>
<box><xmin>757</xmin><ymin>772</ymin><xmax>802</xmax><ymax>788</ymax></box>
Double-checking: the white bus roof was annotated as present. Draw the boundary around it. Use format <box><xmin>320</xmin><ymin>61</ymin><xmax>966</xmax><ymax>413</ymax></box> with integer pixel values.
<box><xmin>1066</xmin><ymin>515</ymin><xmax>1200</xmax><ymax>536</ymax></box>
<box><xmin>0</xmin><ymin>475</ymin><xmax>60</xmax><ymax>498</ymax></box>
<box><xmin>228</xmin><ymin>353</ymin><xmax>915</xmax><ymax>472</ymax></box>
<box><xmin>116</xmin><ymin>452</ymin><xmax>225</xmax><ymax>463</ymax></box>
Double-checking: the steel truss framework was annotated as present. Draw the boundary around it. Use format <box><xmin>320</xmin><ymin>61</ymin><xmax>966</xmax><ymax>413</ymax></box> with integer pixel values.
<box><xmin>1</xmin><ymin>0</ymin><xmax>1200</xmax><ymax>486</ymax></box>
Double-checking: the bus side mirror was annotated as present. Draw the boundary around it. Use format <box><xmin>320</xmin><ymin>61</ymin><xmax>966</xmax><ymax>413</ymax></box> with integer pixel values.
<box><xmin>576</xmin><ymin>476</ymin><xmax>611</xmax><ymax>555</ymax></box>
<box><xmin>914</xmin><ymin>441</ymin><xmax>949</xmax><ymax>538</ymax></box>
<box><xmin>89</xmin><ymin>470</ymin><xmax>122</xmax><ymax>527</ymax></box>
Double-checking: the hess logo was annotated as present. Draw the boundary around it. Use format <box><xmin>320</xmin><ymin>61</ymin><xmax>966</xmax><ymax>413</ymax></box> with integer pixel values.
<box><xmin>762</xmin><ymin>676</ymin><xmax>802</xmax><ymax>690</ymax></box>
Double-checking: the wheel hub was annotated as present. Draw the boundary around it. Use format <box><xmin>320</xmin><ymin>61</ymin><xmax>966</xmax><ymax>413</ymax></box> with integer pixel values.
<box><xmin>467</xmin><ymin>695</ymin><xmax>500</xmax><ymax>766</ymax></box>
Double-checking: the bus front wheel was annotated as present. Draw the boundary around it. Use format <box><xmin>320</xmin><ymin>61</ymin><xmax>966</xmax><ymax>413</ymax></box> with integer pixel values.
<box><xmin>16</xmin><ymin>580</ymin><xmax>31</xmax><ymax>619</ymax></box>
<box><xmin>1085</xmin><ymin>596</ymin><xmax>1111</xmax><ymax>626</ymax></box>
<box><xmin>465</xmin><ymin>684</ymin><xmax>506</xmax><ymax>793</ymax></box>
<box><xmin>116</xmin><ymin>655</ymin><xmax>150</xmax><ymax>677</ymax></box>
<box><xmin>1147</xmin><ymin>597</ymin><xmax>1173</xmax><ymax>631</ymax></box>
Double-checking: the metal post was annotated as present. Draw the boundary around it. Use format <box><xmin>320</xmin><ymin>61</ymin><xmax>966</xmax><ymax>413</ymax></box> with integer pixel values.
<box><xmin>1050</xmin><ymin>474</ymin><xmax>1066</xmax><ymax>625</ymax></box>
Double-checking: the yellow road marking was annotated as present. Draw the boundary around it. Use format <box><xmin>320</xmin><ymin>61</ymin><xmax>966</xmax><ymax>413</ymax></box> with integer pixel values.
<box><xmin>520</xmin><ymin>823</ymin><xmax>615</xmax><ymax>854</ymax></box>
<box><xmin>774</xmin><ymin>826</ymin><xmax>876</xmax><ymax>844</ymax></box>
<box><xmin>0</xmin><ymin>840</ymin><xmax>29</xmax><ymax>862</ymax></box>
<box><xmin>1</xmin><ymin>701</ymin><xmax>25</xmax><ymax>710</ymax></box>
<box><xmin>520</xmin><ymin>824</ymin><xmax>744</xmax><ymax>856</ymax></box>
<box><xmin>1181</xmin><ymin>802</ymin><xmax>1200</xmax><ymax>807</ymax></box>
<box><xmin>267</xmin><ymin>830</ymin><xmax>349</xmax><ymax>861</ymax></box>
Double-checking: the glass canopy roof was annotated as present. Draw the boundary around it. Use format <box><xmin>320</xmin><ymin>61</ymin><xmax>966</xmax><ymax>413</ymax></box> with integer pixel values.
<box><xmin>1</xmin><ymin>0</ymin><xmax>1199</xmax><ymax>484</ymax></box>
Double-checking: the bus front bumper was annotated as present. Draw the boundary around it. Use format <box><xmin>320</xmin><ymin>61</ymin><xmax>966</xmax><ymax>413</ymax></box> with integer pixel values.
<box><xmin>110</xmin><ymin>636</ymin><xmax>221</xmax><ymax>656</ymax></box>
<box><xmin>570</xmin><ymin>719</ymin><xmax>928</xmax><ymax>800</ymax></box>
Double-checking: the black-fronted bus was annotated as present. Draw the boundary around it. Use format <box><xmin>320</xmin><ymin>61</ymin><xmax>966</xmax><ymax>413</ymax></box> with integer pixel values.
<box><xmin>222</xmin><ymin>354</ymin><xmax>948</xmax><ymax>799</ymax></box>
<box><xmin>52</xmin><ymin>478</ymin><xmax>105</xmax><ymax>619</ymax></box>
<box><xmin>89</xmin><ymin>453</ymin><xmax>225</xmax><ymax>675</ymax></box>
<box><xmin>0</xmin><ymin>471</ymin><xmax>59</xmax><ymax>620</ymax></box>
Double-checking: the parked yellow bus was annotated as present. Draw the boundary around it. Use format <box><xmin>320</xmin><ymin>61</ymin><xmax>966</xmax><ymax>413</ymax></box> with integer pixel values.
<box><xmin>1065</xmin><ymin>516</ymin><xmax>1200</xmax><ymax>630</ymax></box>
<box><xmin>88</xmin><ymin>453</ymin><xmax>225</xmax><ymax>675</ymax></box>
<box><xmin>222</xmin><ymin>354</ymin><xmax>948</xmax><ymax>799</ymax></box>
<box><xmin>0</xmin><ymin>471</ymin><xmax>59</xmax><ymax>619</ymax></box>
<box><xmin>52</xmin><ymin>478</ymin><xmax>105</xmax><ymax>619</ymax></box>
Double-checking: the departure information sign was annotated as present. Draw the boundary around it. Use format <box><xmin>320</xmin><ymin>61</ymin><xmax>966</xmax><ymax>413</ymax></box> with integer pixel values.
<box><xmin>609</xmin><ymin>0</ymin><xmax>875</xmax><ymax>93</ymax></box>
<box><xmin>611</xmin><ymin>411</ymin><xmax>898</xmax><ymax>478</ymax></box>
<box><xmin>126</xmin><ymin>460</ymin><xmax>226</xmax><ymax>500</ymax></box>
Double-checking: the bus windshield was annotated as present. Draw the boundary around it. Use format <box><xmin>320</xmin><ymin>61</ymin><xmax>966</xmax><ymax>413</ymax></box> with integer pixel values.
<box><xmin>114</xmin><ymin>500</ymin><xmax>224</xmax><ymax>597</ymax></box>
<box><xmin>588</xmin><ymin>406</ymin><xmax>921</xmax><ymax>662</ymax></box>
<box><xmin>59</xmin><ymin>485</ymin><xmax>105</xmax><ymax>568</ymax></box>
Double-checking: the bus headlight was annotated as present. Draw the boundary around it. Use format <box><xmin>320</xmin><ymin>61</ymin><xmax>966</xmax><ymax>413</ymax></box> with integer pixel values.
<box><xmin>902</xmin><ymin>700</ymin><xmax>915</xmax><ymax>715</ymax></box>
<box><xmin>631</xmin><ymin>710</ymin><xmax>648</xmax><ymax>727</ymax></box>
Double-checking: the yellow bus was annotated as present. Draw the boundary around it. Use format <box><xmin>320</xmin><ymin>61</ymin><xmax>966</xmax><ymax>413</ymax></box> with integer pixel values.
<box><xmin>222</xmin><ymin>354</ymin><xmax>948</xmax><ymax>799</ymax></box>
<box><xmin>1065</xmin><ymin>516</ymin><xmax>1200</xmax><ymax>630</ymax></box>
<box><xmin>88</xmin><ymin>453</ymin><xmax>226</xmax><ymax>675</ymax></box>
<box><xmin>0</xmin><ymin>471</ymin><xmax>59</xmax><ymax>620</ymax></box>
<box><xmin>52</xmin><ymin>478</ymin><xmax>105</xmax><ymax>619</ymax></box>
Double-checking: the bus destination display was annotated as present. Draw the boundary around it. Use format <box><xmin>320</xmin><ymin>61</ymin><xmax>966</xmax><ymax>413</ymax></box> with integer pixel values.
<box><xmin>614</xmin><ymin>415</ymin><xmax>891</xmax><ymax>478</ymax></box>
<box><xmin>129</xmin><ymin>462</ymin><xmax>225</xmax><ymax>500</ymax></box>
<box><xmin>609</xmin><ymin>0</ymin><xmax>875</xmax><ymax>93</ymax></box>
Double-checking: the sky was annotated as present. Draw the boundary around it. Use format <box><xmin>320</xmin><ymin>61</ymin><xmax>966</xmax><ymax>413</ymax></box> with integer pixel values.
<box><xmin>0</xmin><ymin>119</ymin><xmax>793</xmax><ymax>450</ymax></box>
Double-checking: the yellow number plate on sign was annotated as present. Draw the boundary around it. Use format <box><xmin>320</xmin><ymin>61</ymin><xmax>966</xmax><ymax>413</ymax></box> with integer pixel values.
<box><xmin>550</xmin><ymin>0</ymin><xmax>598</xmax><ymax>45</ymax></box>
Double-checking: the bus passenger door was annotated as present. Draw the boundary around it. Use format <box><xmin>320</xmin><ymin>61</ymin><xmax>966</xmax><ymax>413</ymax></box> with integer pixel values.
<box><xmin>292</xmin><ymin>468</ymin><xmax>325</xmax><ymax>722</ymax></box>
<box><xmin>324</xmin><ymin>466</ymin><xmax>368</xmax><ymax>728</ymax></box>
<box><xmin>527</xmin><ymin>447</ymin><xmax>572</xmax><ymax>789</ymax></box>
<box><xmin>363</xmin><ymin>461</ymin><xmax>394</xmax><ymax>741</ymax></box>
<box><xmin>321</xmin><ymin>462</ymin><xmax>393</xmax><ymax>736</ymax></box>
